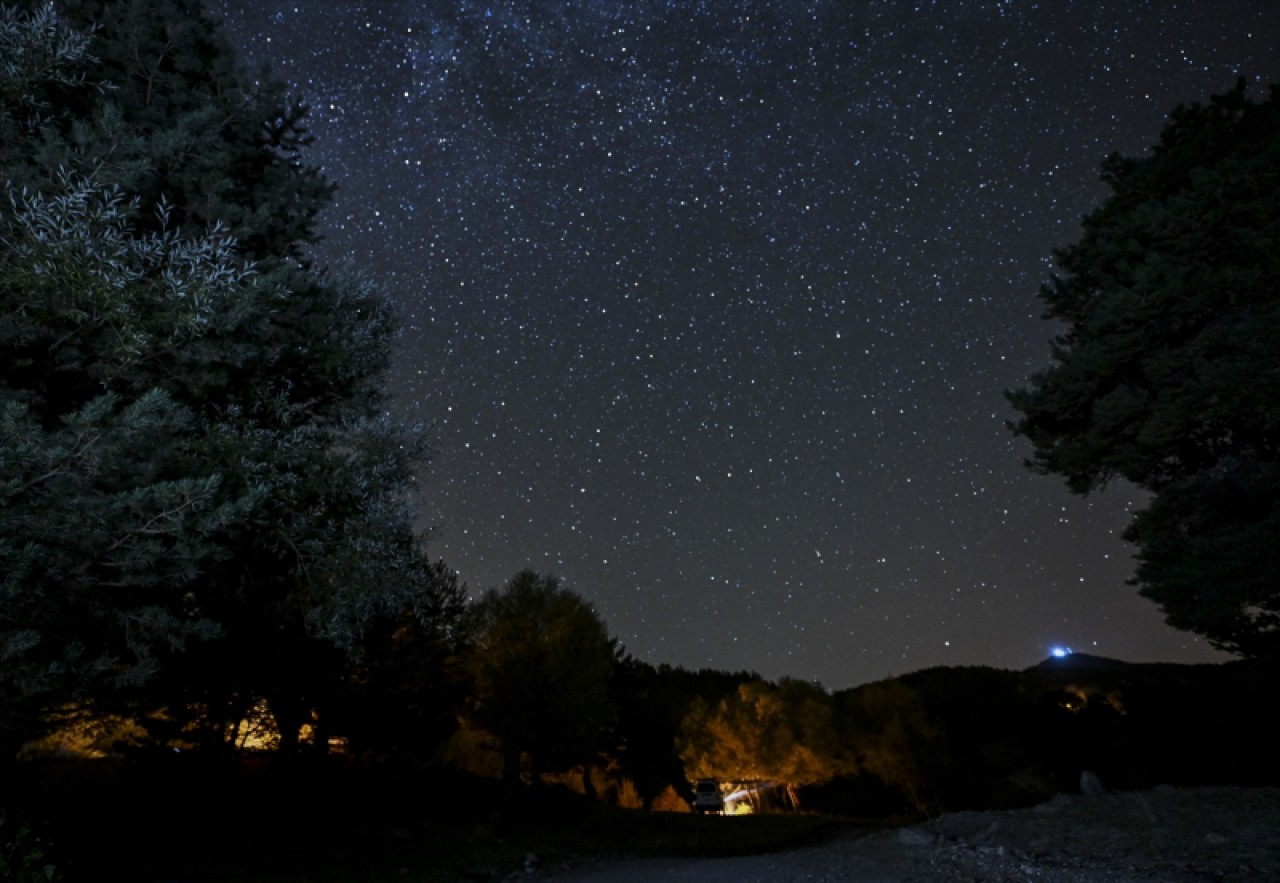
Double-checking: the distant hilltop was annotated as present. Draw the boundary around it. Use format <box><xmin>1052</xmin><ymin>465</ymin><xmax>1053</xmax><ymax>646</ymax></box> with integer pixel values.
<box><xmin>1027</xmin><ymin>652</ymin><xmax>1133</xmax><ymax>673</ymax></box>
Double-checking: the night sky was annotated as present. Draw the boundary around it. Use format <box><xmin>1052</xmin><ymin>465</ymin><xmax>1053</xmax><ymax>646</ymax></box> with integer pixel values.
<box><xmin>212</xmin><ymin>1</ymin><xmax>1279</xmax><ymax>690</ymax></box>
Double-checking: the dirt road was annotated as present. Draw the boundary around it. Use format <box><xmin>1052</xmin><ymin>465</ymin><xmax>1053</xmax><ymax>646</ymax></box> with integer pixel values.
<box><xmin>537</xmin><ymin>787</ymin><xmax>1280</xmax><ymax>883</ymax></box>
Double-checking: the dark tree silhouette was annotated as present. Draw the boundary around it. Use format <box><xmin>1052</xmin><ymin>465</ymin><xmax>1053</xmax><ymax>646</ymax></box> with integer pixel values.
<box><xmin>465</xmin><ymin>570</ymin><xmax>616</xmax><ymax>802</ymax></box>
<box><xmin>1007</xmin><ymin>80</ymin><xmax>1280</xmax><ymax>658</ymax></box>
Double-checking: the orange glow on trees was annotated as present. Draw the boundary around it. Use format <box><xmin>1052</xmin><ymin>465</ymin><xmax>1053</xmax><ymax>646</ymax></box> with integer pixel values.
<box><xmin>679</xmin><ymin>678</ymin><xmax>851</xmax><ymax>810</ymax></box>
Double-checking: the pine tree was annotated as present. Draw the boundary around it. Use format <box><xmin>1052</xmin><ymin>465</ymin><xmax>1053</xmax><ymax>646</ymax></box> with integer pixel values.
<box><xmin>1</xmin><ymin>1</ymin><xmax>452</xmax><ymax>759</ymax></box>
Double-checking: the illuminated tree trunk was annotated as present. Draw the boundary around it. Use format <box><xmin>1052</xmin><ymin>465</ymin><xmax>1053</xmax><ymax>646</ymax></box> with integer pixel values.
<box><xmin>269</xmin><ymin>697</ymin><xmax>306</xmax><ymax>756</ymax></box>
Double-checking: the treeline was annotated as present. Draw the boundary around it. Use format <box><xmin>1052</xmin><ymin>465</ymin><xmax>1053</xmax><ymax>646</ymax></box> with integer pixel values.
<box><xmin>568</xmin><ymin>651</ymin><xmax>1280</xmax><ymax>818</ymax></box>
<box><xmin>25</xmin><ymin>576</ymin><xmax>1280</xmax><ymax>824</ymax></box>
<box><xmin>803</xmin><ymin>656</ymin><xmax>1280</xmax><ymax>816</ymax></box>
<box><xmin>598</xmin><ymin>653</ymin><xmax>1280</xmax><ymax>819</ymax></box>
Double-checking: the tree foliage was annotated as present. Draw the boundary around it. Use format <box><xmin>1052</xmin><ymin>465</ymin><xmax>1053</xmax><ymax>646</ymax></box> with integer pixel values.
<box><xmin>1007</xmin><ymin>80</ymin><xmax>1280</xmax><ymax>657</ymax></box>
<box><xmin>0</xmin><ymin>1</ymin><xmax>449</xmax><ymax>758</ymax></box>
<box><xmin>679</xmin><ymin>677</ymin><xmax>850</xmax><ymax>808</ymax></box>
<box><xmin>609</xmin><ymin>658</ymin><xmax>727</xmax><ymax>810</ymax></box>
<box><xmin>465</xmin><ymin>570</ymin><xmax>616</xmax><ymax>792</ymax></box>
<box><xmin>336</xmin><ymin>559</ymin><xmax>471</xmax><ymax>759</ymax></box>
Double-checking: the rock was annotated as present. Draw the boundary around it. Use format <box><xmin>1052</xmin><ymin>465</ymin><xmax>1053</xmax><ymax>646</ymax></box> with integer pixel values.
<box><xmin>1080</xmin><ymin>770</ymin><xmax>1105</xmax><ymax>797</ymax></box>
<box><xmin>898</xmin><ymin>826</ymin><xmax>936</xmax><ymax>847</ymax></box>
<box><xmin>930</xmin><ymin>811</ymin><xmax>1002</xmax><ymax>840</ymax></box>
<box><xmin>1033</xmin><ymin>792</ymin><xmax>1073</xmax><ymax>814</ymax></box>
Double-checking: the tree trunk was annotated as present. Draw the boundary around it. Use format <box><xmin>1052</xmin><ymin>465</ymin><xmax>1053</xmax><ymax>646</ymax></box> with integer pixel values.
<box><xmin>309</xmin><ymin>709</ymin><xmax>331</xmax><ymax>758</ymax></box>
<box><xmin>268</xmin><ymin>697</ymin><xmax>305</xmax><ymax>757</ymax></box>
<box><xmin>501</xmin><ymin>743</ymin><xmax>522</xmax><ymax>815</ymax></box>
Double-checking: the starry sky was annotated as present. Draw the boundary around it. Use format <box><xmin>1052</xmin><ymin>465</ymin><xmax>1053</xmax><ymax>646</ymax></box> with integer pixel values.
<box><xmin>212</xmin><ymin>0</ymin><xmax>1279</xmax><ymax>690</ymax></box>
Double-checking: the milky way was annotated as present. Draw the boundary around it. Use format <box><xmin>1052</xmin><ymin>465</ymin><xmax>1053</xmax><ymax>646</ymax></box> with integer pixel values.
<box><xmin>213</xmin><ymin>1</ymin><xmax>1279</xmax><ymax>688</ymax></box>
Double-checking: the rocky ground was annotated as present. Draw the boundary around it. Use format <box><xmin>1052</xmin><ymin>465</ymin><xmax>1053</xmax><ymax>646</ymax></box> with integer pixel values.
<box><xmin>536</xmin><ymin>786</ymin><xmax>1280</xmax><ymax>883</ymax></box>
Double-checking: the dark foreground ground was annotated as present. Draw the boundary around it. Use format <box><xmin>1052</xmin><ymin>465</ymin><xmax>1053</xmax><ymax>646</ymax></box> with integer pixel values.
<box><xmin>8</xmin><ymin>758</ymin><xmax>843</xmax><ymax>881</ymax></box>
<box><xmin>10</xmin><ymin>759</ymin><xmax>1279</xmax><ymax>882</ymax></box>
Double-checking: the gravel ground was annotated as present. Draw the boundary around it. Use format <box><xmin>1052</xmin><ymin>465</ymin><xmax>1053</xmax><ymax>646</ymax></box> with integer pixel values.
<box><xmin>535</xmin><ymin>787</ymin><xmax>1280</xmax><ymax>883</ymax></box>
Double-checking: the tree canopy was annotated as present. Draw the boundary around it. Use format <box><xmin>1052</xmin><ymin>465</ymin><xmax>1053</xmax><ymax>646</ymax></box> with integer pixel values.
<box><xmin>1007</xmin><ymin>80</ymin><xmax>1280</xmax><ymax>658</ymax></box>
<box><xmin>679</xmin><ymin>677</ymin><xmax>848</xmax><ymax>809</ymax></box>
<box><xmin>465</xmin><ymin>570</ymin><xmax>616</xmax><ymax>794</ymax></box>
<box><xmin>0</xmin><ymin>0</ymin><xmax>449</xmax><ymax>759</ymax></box>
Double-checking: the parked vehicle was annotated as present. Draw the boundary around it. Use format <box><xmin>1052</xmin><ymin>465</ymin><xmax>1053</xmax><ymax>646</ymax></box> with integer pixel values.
<box><xmin>692</xmin><ymin>778</ymin><xmax>723</xmax><ymax>813</ymax></box>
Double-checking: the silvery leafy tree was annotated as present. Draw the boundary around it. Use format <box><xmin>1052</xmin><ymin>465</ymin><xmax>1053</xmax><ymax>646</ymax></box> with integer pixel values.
<box><xmin>1008</xmin><ymin>81</ymin><xmax>1280</xmax><ymax>658</ymax></box>
<box><xmin>1</xmin><ymin>1</ymin><xmax>449</xmax><ymax>761</ymax></box>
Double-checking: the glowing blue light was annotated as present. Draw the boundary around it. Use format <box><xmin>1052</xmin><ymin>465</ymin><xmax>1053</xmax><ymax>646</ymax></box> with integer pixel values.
<box><xmin>1050</xmin><ymin>646</ymin><xmax>1072</xmax><ymax>658</ymax></box>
